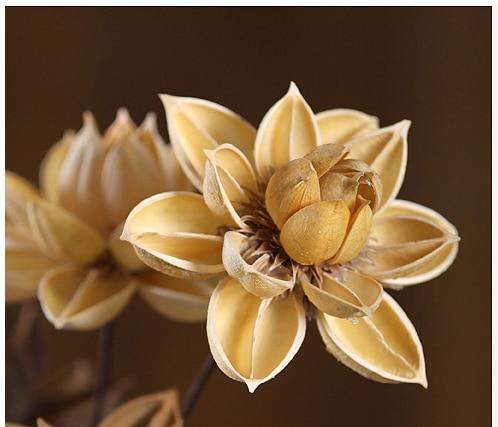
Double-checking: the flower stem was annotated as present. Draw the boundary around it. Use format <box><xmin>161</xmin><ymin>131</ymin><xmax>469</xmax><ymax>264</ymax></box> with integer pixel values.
<box><xmin>181</xmin><ymin>353</ymin><xmax>216</xmax><ymax>421</ymax></box>
<box><xmin>91</xmin><ymin>322</ymin><xmax>114</xmax><ymax>427</ymax></box>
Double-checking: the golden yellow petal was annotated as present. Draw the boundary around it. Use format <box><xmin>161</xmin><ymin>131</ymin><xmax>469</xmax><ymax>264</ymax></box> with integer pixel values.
<box><xmin>108</xmin><ymin>223</ymin><xmax>144</xmax><ymax>273</ymax></box>
<box><xmin>134</xmin><ymin>270</ymin><xmax>212</xmax><ymax>322</ymax></box>
<box><xmin>280</xmin><ymin>200</ymin><xmax>350</xmax><ymax>265</ymax></box>
<box><xmin>39</xmin><ymin>131</ymin><xmax>73</xmax><ymax>204</ymax></box>
<box><xmin>331</xmin><ymin>198</ymin><xmax>373</xmax><ymax>264</ymax></box>
<box><xmin>345</xmin><ymin>120</ymin><xmax>409</xmax><ymax>213</ymax></box>
<box><xmin>203</xmin><ymin>144</ymin><xmax>256</xmax><ymax>227</ymax></box>
<box><xmin>319</xmin><ymin>172</ymin><xmax>359</xmax><ymax>211</ymax></box>
<box><xmin>57</xmin><ymin>112</ymin><xmax>108</xmax><ymax>232</ymax></box>
<box><xmin>371</xmin><ymin>199</ymin><xmax>459</xmax><ymax>287</ymax></box>
<box><xmin>6</xmin><ymin>171</ymin><xmax>40</xmax><ymax>232</ymax></box>
<box><xmin>317</xmin><ymin>292</ymin><xmax>427</xmax><ymax>386</ymax></box>
<box><xmin>39</xmin><ymin>266</ymin><xmax>135</xmax><ymax>331</ymax></box>
<box><xmin>265</xmin><ymin>158</ymin><xmax>321</xmax><ymax>229</ymax></box>
<box><xmin>303</xmin><ymin>143</ymin><xmax>349</xmax><ymax>177</ymax></box>
<box><xmin>316</xmin><ymin>108</ymin><xmax>379</xmax><ymax>145</ymax></box>
<box><xmin>301</xmin><ymin>270</ymin><xmax>382</xmax><ymax>318</ymax></box>
<box><xmin>99</xmin><ymin>389</ymin><xmax>182</xmax><ymax>427</ymax></box>
<box><xmin>27</xmin><ymin>199</ymin><xmax>106</xmax><ymax>265</ymax></box>
<box><xmin>222</xmin><ymin>231</ymin><xmax>294</xmax><ymax>298</ymax></box>
<box><xmin>103</xmin><ymin>108</ymin><xmax>136</xmax><ymax>145</ymax></box>
<box><xmin>160</xmin><ymin>94</ymin><xmax>256</xmax><ymax>191</ymax></box>
<box><xmin>207</xmin><ymin>278</ymin><xmax>306</xmax><ymax>392</ymax></box>
<box><xmin>254</xmin><ymin>82</ymin><xmax>320</xmax><ymax>182</ymax></box>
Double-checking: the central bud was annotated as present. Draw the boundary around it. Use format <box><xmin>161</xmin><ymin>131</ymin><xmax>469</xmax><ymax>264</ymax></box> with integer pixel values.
<box><xmin>264</xmin><ymin>144</ymin><xmax>382</xmax><ymax>266</ymax></box>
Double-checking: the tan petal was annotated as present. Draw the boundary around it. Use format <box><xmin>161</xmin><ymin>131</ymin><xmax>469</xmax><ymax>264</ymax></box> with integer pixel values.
<box><xmin>103</xmin><ymin>108</ymin><xmax>136</xmax><ymax>145</ymax></box>
<box><xmin>203</xmin><ymin>144</ymin><xmax>257</xmax><ymax>227</ymax></box>
<box><xmin>371</xmin><ymin>199</ymin><xmax>459</xmax><ymax>288</ymax></box>
<box><xmin>27</xmin><ymin>199</ymin><xmax>106</xmax><ymax>265</ymax></box>
<box><xmin>345</xmin><ymin>120</ymin><xmax>409</xmax><ymax>212</ymax></box>
<box><xmin>39</xmin><ymin>131</ymin><xmax>73</xmax><ymax>204</ymax></box>
<box><xmin>303</xmin><ymin>143</ymin><xmax>349</xmax><ymax>177</ymax></box>
<box><xmin>99</xmin><ymin>389</ymin><xmax>182</xmax><ymax>427</ymax></box>
<box><xmin>134</xmin><ymin>270</ymin><xmax>212</xmax><ymax>322</ymax></box>
<box><xmin>316</xmin><ymin>109</ymin><xmax>379</xmax><ymax>145</ymax></box>
<box><xmin>160</xmin><ymin>94</ymin><xmax>256</xmax><ymax>190</ymax></box>
<box><xmin>265</xmin><ymin>158</ymin><xmax>321</xmax><ymax>229</ymax></box>
<box><xmin>38</xmin><ymin>266</ymin><xmax>135</xmax><ymax>330</ymax></box>
<box><xmin>331</xmin><ymin>198</ymin><xmax>373</xmax><ymax>264</ymax></box>
<box><xmin>317</xmin><ymin>292</ymin><xmax>427</xmax><ymax>386</ymax></box>
<box><xmin>254</xmin><ymin>82</ymin><xmax>320</xmax><ymax>182</ymax></box>
<box><xmin>6</xmin><ymin>171</ymin><xmax>40</xmax><ymax>232</ymax></box>
<box><xmin>57</xmin><ymin>112</ymin><xmax>108</xmax><ymax>232</ymax></box>
<box><xmin>301</xmin><ymin>270</ymin><xmax>382</xmax><ymax>318</ymax></box>
<box><xmin>319</xmin><ymin>172</ymin><xmax>360</xmax><ymax>211</ymax></box>
<box><xmin>122</xmin><ymin>192</ymin><xmax>225</xmax><ymax>278</ymax></box>
<box><xmin>280</xmin><ymin>200</ymin><xmax>350</xmax><ymax>265</ymax></box>
<box><xmin>222</xmin><ymin>231</ymin><xmax>294</xmax><ymax>298</ymax></box>
<box><xmin>207</xmin><ymin>278</ymin><xmax>306</xmax><ymax>392</ymax></box>
<box><xmin>108</xmin><ymin>223</ymin><xmax>144</xmax><ymax>273</ymax></box>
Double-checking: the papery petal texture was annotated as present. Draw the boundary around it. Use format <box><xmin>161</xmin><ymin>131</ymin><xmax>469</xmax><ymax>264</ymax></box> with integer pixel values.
<box><xmin>316</xmin><ymin>109</ymin><xmax>379</xmax><ymax>145</ymax></box>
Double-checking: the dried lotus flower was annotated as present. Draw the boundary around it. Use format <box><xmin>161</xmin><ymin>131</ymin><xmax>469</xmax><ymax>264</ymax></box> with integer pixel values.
<box><xmin>122</xmin><ymin>82</ymin><xmax>460</xmax><ymax>391</ymax></box>
<box><xmin>6</xmin><ymin>109</ymin><xmax>213</xmax><ymax>330</ymax></box>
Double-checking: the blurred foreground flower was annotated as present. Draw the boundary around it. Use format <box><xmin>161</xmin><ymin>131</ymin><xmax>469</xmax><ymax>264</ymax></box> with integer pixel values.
<box><xmin>6</xmin><ymin>110</ymin><xmax>213</xmax><ymax>330</ymax></box>
<box><xmin>123</xmin><ymin>83</ymin><xmax>459</xmax><ymax>391</ymax></box>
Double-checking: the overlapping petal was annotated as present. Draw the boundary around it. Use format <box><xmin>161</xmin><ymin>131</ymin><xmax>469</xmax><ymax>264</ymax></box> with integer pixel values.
<box><xmin>317</xmin><ymin>292</ymin><xmax>427</xmax><ymax>386</ymax></box>
<box><xmin>108</xmin><ymin>223</ymin><xmax>144</xmax><ymax>273</ymax></box>
<box><xmin>207</xmin><ymin>278</ymin><xmax>306</xmax><ymax>392</ymax></box>
<box><xmin>6</xmin><ymin>171</ymin><xmax>41</xmax><ymax>232</ymax></box>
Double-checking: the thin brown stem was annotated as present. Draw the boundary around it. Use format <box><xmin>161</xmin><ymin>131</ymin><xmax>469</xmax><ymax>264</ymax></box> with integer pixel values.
<box><xmin>91</xmin><ymin>322</ymin><xmax>114</xmax><ymax>427</ymax></box>
<box><xmin>181</xmin><ymin>354</ymin><xmax>216</xmax><ymax>422</ymax></box>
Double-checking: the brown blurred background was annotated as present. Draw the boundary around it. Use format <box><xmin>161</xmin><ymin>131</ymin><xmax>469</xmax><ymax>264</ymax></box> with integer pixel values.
<box><xmin>6</xmin><ymin>7</ymin><xmax>491</xmax><ymax>427</ymax></box>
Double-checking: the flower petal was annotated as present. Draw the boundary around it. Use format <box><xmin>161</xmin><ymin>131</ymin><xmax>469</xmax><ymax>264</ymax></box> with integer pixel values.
<box><xmin>317</xmin><ymin>292</ymin><xmax>427</xmax><ymax>386</ymax></box>
<box><xmin>134</xmin><ymin>270</ymin><xmax>212</xmax><ymax>322</ymax></box>
<box><xmin>108</xmin><ymin>223</ymin><xmax>144</xmax><ymax>273</ymax></box>
<box><xmin>27</xmin><ymin>199</ymin><xmax>106</xmax><ymax>265</ymax></box>
<box><xmin>222</xmin><ymin>231</ymin><xmax>294</xmax><ymax>298</ymax></box>
<box><xmin>316</xmin><ymin>108</ymin><xmax>379</xmax><ymax>145</ymax></box>
<box><xmin>57</xmin><ymin>112</ymin><xmax>108</xmax><ymax>232</ymax></box>
<box><xmin>203</xmin><ymin>144</ymin><xmax>257</xmax><ymax>227</ymax></box>
<box><xmin>301</xmin><ymin>270</ymin><xmax>382</xmax><ymax>318</ymax></box>
<box><xmin>99</xmin><ymin>389</ymin><xmax>182</xmax><ymax>427</ymax></box>
<box><xmin>265</xmin><ymin>158</ymin><xmax>321</xmax><ymax>229</ymax></box>
<box><xmin>303</xmin><ymin>143</ymin><xmax>349</xmax><ymax>177</ymax></box>
<box><xmin>345</xmin><ymin>120</ymin><xmax>409</xmax><ymax>213</ymax></box>
<box><xmin>370</xmin><ymin>199</ymin><xmax>459</xmax><ymax>288</ymax></box>
<box><xmin>280</xmin><ymin>200</ymin><xmax>350</xmax><ymax>265</ymax></box>
<box><xmin>207</xmin><ymin>278</ymin><xmax>306</xmax><ymax>392</ymax></box>
<box><xmin>122</xmin><ymin>192</ymin><xmax>226</xmax><ymax>278</ymax></box>
<box><xmin>38</xmin><ymin>266</ymin><xmax>135</xmax><ymax>330</ymax></box>
<box><xmin>254</xmin><ymin>82</ymin><xmax>320</xmax><ymax>182</ymax></box>
<box><xmin>6</xmin><ymin>171</ymin><xmax>40</xmax><ymax>232</ymax></box>
<box><xmin>160</xmin><ymin>94</ymin><xmax>256</xmax><ymax>191</ymax></box>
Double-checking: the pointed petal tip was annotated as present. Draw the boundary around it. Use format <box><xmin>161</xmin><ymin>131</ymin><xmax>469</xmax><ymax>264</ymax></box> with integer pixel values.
<box><xmin>288</xmin><ymin>81</ymin><xmax>300</xmax><ymax>95</ymax></box>
<box><xmin>142</xmin><ymin>112</ymin><xmax>157</xmax><ymax>130</ymax></box>
<box><xmin>159</xmin><ymin>93</ymin><xmax>178</xmax><ymax>109</ymax></box>
<box><xmin>116</xmin><ymin>107</ymin><xmax>131</xmax><ymax>122</ymax></box>
<box><xmin>246</xmin><ymin>381</ymin><xmax>260</xmax><ymax>393</ymax></box>
<box><xmin>418</xmin><ymin>373</ymin><xmax>428</xmax><ymax>388</ymax></box>
<box><xmin>82</xmin><ymin>111</ymin><xmax>98</xmax><ymax>131</ymax></box>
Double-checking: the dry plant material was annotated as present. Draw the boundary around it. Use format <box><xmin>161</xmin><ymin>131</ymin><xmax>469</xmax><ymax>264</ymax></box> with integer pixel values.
<box><xmin>6</xmin><ymin>109</ymin><xmax>213</xmax><ymax>330</ymax></box>
<box><xmin>123</xmin><ymin>82</ymin><xmax>459</xmax><ymax>391</ymax></box>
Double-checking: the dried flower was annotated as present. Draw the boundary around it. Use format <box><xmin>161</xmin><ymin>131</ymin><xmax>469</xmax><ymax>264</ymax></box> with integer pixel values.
<box><xmin>123</xmin><ymin>82</ymin><xmax>459</xmax><ymax>391</ymax></box>
<box><xmin>6</xmin><ymin>110</ymin><xmax>213</xmax><ymax>330</ymax></box>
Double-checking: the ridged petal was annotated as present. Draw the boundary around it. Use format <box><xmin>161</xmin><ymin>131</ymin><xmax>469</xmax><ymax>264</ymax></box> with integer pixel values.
<box><xmin>6</xmin><ymin>171</ymin><xmax>40</xmax><ymax>233</ymax></box>
<box><xmin>207</xmin><ymin>278</ymin><xmax>306</xmax><ymax>392</ymax></box>
<box><xmin>317</xmin><ymin>292</ymin><xmax>427</xmax><ymax>386</ymax></box>
<box><xmin>108</xmin><ymin>223</ymin><xmax>144</xmax><ymax>273</ymax></box>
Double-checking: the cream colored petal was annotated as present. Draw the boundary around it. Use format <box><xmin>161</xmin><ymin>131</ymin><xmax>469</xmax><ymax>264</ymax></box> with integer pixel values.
<box><xmin>38</xmin><ymin>266</ymin><xmax>135</xmax><ymax>330</ymax></box>
<box><xmin>280</xmin><ymin>200</ymin><xmax>350</xmax><ymax>265</ymax></box>
<box><xmin>317</xmin><ymin>292</ymin><xmax>427</xmax><ymax>386</ymax></box>
<box><xmin>122</xmin><ymin>192</ymin><xmax>225</xmax><ymax>278</ymax></box>
<box><xmin>222</xmin><ymin>231</ymin><xmax>294</xmax><ymax>298</ymax></box>
<box><xmin>99</xmin><ymin>389</ymin><xmax>182</xmax><ymax>427</ymax></box>
<box><xmin>27</xmin><ymin>199</ymin><xmax>106</xmax><ymax>265</ymax></box>
<box><xmin>6</xmin><ymin>171</ymin><xmax>40</xmax><ymax>232</ymax></box>
<box><xmin>254</xmin><ymin>82</ymin><xmax>320</xmax><ymax>182</ymax></box>
<box><xmin>39</xmin><ymin>131</ymin><xmax>73</xmax><ymax>204</ymax></box>
<box><xmin>331</xmin><ymin>198</ymin><xmax>373</xmax><ymax>265</ymax></box>
<box><xmin>301</xmin><ymin>270</ymin><xmax>382</xmax><ymax>318</ymax></box>
<box><xmin>265</xmin><ymin>158</ymin><xmax>321</xmax><ymax>229</ymax></box>
<box><xmin>207</xmin><ymin>278</ymin><xmax>306</xmax><ymax>392</ymax></box>
<box><xmin>108</xmin><ymin>223</ymin><xmax>144</xmax><ymax>273</ymax></box>
<box><xmin>101</xmin><ymin>133</ymin><xmax>164</xmax><ymax>227</ymax></box>
<box><xmin>103</xmin><ymin>108</ymin><xmax>136</xmax><ymax>145</ymax></box>
<box><xmin>203</xmin><ymin>144</ymin><xmax>257</xmax><ymax>228</ymax></box>
<box><xmin>57</xmin><ymin>112</ymin><xmax>108</xmax><ymax>232</ymax></box>
<box><xmin>303</xmin><ymin>143</ymin><xmax>349</xmax><ymax>177</ymax></box>
<box><xmin>134</xmin><ymin>270</ymin><xmax>212</xmax><ymax>322</ymax></box>
<box><xmin>372</xmin><ymin>199</ymin><xmax>459</xmax><ymax>288</ymax></box>
<box><xmin>317</xmin><ymin>109</ymin><xmax>379</xmax><ymax>145</ymax></box>
<box><xmin>160</xmin><ymin>94</ymin><xmax>256</xmax><ymax>191</ymax></box>
<box><xmin>345</xmin><ymin>120</ymin><xmax>409</xmax><ymax>213</ymax></box>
